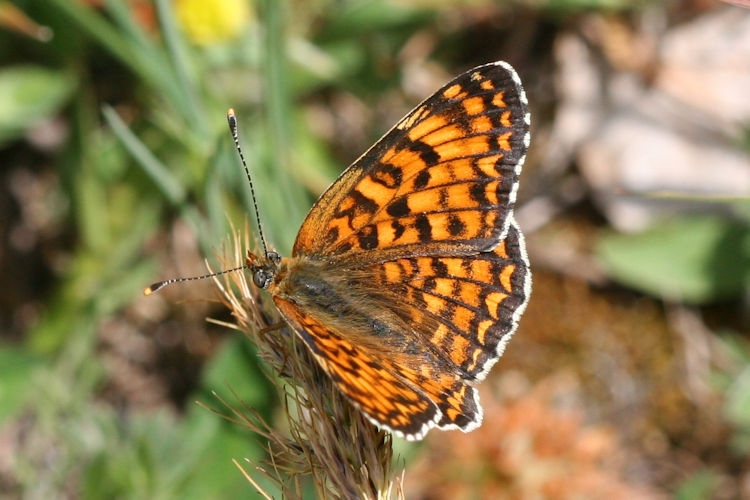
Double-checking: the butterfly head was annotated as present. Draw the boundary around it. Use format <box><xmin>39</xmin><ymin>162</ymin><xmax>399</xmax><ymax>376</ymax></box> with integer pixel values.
<box><xmin>247</xmin><ymin>250</ymin><xmax>281</xmax><ymax>289</ymax></box>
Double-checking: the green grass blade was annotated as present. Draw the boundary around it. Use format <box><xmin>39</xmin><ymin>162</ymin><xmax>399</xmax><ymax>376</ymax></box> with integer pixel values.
<box><xmin>49</xmin><ymin>0</ymin><xmax>184</xmax><ymax>115</ymax></box>
<box><xmin>259</xmin><ymin>0</ymin><xmax>308</xmax><ymax>252</ymax></box>
<box><xmin>102</xmin><ymin>105</ymin><xmax>186</xmax><ymax>205</ymax></box>
<box><xmin>154</xmin><ymin>0</ymin><xmax>208</xmax><ymax>138</ymax></box>
<box><xmin>104</xmin><ymin>0</ymin><xmax>159</xmax><ymax>54</ymax></box>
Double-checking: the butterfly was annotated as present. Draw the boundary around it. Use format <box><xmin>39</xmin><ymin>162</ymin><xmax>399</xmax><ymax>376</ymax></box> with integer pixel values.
<box><xmin>148</xmin><ymin>61</ymin><xmax>531</xmax><ymax>441</ymax></box>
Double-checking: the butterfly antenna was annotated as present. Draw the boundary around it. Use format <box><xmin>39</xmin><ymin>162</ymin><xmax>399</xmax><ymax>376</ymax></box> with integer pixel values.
<box><xmin>143</xmin><ymin>265</ymin><xmax>247</xmax><ymax>295</ymax></box>
<box><xmin>144</xmin><ymin>109</ymin><xmax>268</xmax><ymax>296</ymax></box>
<box><xmin>227</xmin><ymin>108</ymin><xmax>270</xmax><ymax>260</ymax></box>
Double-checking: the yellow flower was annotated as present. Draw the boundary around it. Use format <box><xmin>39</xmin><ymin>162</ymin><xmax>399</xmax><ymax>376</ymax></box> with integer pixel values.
<box><xmin>175</xmin><ymin>0</ymin><xmax>251</xmax><ymax>45</ymax></box>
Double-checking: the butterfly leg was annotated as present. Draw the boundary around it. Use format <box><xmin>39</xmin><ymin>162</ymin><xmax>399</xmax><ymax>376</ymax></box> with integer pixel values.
<box><xmin>259</xmin><ymin>321</ymin><xmax>286</xmax><ymax>335</ymax></box>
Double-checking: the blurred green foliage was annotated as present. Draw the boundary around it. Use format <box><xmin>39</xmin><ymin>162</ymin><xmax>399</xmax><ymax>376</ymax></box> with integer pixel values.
<box><xmin>0</xmin><ymin>65</ymin><xmax>76</xmax><ymax>144</ymax></box>
<box><xmin>597</xmin><ymin>214</ymin><xmax>750</xmax><ymax>304</ymax></box>
<box><xmin>674</xmin><ymin>469</ymin><xmax>723</xmax><ymax>500</ymax></box>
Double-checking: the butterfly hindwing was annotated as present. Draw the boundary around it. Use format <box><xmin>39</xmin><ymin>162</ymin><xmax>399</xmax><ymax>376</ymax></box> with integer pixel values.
<box><xmin>293</xmin><ymin>61</ymin><xmax>530</xmax><ymax>263</ymax></box>
<box><xmin>375</xmin><ymin>217</ymin><xmax>530</xmax><ymax>382</ymax></box>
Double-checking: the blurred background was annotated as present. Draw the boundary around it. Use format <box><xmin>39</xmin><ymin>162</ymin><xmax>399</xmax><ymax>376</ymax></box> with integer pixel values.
<box><xmin>1</xmin><ymin>0</ymin><xmax>749</xmax><ymax>498</ymax></box>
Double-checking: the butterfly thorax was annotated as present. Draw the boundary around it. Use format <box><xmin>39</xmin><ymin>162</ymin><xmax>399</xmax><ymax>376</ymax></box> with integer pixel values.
<box><xmin>267</xmin><ymin>256</ymin><xmax>422</xmax><ymax>357</ymax></box>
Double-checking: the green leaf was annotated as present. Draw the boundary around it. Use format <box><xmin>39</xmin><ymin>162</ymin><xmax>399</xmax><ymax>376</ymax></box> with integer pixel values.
<box><xmin>318</xmin><ymin>0</ymin><xmax>434</xmax><ymax>41</ymax></box>
<box><xmin>0</xmin><ymin>346</ymin><xmax>42</xmax><ymax>423</ymax></box>
<box><xmin>177</xmin><ymin>408</ymin><xmax>272</xmax><ymax>499</ymax></box>
<box><xmin>725</xmin><ymin>365</ymin><xmax>750</xmax><ymax>450</ymax></box>
<box><xmin>674</xmin><ymin>469</ymin><xmax>721</xmax><ymax>500</ymax></box>
<box><xmin>198</xmin><ymin>336</ymin><xmax>272</xmax><ymax>411</ymax></box>
<box><xmin>0</xmin><ymin>65</ymin><xmax>76</xmax><ymax>145</ymax></box>
<box><xmin>596</xmin><ymin>216</ymin><xmax>750</xmax><ymax>303</ymax></box>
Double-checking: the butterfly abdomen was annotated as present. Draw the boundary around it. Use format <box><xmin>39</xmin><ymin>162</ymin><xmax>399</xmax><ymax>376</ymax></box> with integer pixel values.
<box><xmin>272</xmin><ymin>257</ymin><xmax>412</xmax><ymax>348</ymax></box>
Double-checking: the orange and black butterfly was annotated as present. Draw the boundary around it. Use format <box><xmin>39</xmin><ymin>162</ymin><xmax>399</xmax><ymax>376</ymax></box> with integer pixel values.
<box><xmin>148</xmin><ymin>61</ymin><xmax>531</xmax><ymax>441</ymax></box>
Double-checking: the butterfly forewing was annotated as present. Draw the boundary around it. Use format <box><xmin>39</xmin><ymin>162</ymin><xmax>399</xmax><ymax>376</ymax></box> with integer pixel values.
<box><xmin>292</xmin><ymin>61</ymin><xmax>530</xmax><ymax>262</ymax></box>
<box><xmin>273</xmin><ymin>291</ymin><xmax>489</xmax><ymax>438</ymax></box>
<box><xmin>272</xmin><ymin>295</ymin><xmax>443</xmax><ymax>439</ymax></box>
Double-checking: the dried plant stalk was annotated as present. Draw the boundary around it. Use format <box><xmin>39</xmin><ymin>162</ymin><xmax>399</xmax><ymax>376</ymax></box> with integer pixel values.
<box><xmin>210</xmin><ymin>225</ymin><xmax>405</xmax><ymax>499</ymax></box>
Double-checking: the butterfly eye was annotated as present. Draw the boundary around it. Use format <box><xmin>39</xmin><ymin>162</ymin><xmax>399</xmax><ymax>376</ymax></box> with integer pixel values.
<box><xmin>253</xmin><ymin>268</ymin><xmax>273</xmax><ymax>289</ymax></box>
